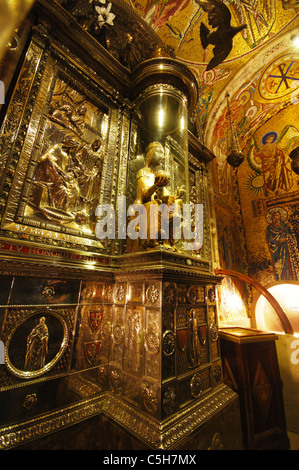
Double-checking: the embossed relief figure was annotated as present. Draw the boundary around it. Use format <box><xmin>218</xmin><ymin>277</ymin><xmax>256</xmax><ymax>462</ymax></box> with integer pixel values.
<box><xmin>25</xmin><ymin>77</ymin><xmax>107</xmax><ymax>232</ymax></box>
<box><xmin>24</xmin><ymin>317</ymin><xmax>49</xmax><ymax>371</ymax></box>
<box><xmin>125</xmin><ymin>308</ymin><xmax>142</xmax><ymax>373</ymax></box>
<box><xmin>186</xmin><ymin>309</ymin><xmax>201</xmax><ymax>368</ymax></box>
<box><xmin>49</xmin><ymin>81</ymin><xmax>88</xmax><ymax>137</ymax></box>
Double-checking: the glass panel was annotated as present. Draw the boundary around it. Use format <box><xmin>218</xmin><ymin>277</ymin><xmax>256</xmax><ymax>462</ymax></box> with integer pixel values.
<box><xmin>126</xmin><ymin>84</ymin><xmax>190</xmax><ymax>253</ymax></box>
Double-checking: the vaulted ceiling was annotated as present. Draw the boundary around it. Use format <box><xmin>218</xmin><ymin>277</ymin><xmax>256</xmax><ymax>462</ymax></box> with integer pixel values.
<box><xmin>121</xmin><ymin>0</ymin><xmax>299</xmax><ymax>154</ymax></box>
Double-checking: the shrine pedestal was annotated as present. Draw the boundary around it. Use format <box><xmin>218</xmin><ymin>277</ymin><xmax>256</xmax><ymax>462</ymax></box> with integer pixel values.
<box><xmin>220</xmin><ymin>327</ymin><xmax>290</xmax><ymax>450</ymax></box>
<box><xmin>97</xmin><ymin>251</ymin><xmax>243</xmax><ymax>450</ymax></box>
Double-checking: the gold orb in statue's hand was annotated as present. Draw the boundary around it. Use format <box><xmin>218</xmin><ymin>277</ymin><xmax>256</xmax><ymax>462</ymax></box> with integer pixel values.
<box><xmin>154</xmin><ymin>170</ymin><xmax>170</xmax><ymax>187</ymax></box>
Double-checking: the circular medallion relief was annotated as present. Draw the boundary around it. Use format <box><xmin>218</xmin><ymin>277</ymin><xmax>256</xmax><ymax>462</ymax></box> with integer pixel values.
<box><xmin>5</xmin><ymin>310</ymin><xmax>69</xmax><ymax>379</ymax></box>
<box><xmin>145</xmin><ymin>329</ymin><xmax>160</xmax><ymax>355</ymax></box>
<box><xmin>112</xmin><ymin>324</ymin><xmax>124</xmax><ymax>344</ymax></box>
<box><xmin>210</xmin><ymin>323</ymin><xmax>219</xmax><ymax>342</ymax></box>
<box><xmin>187</xmin><ymin>286</ymin><xmax>197</xmax><ymax>304</ymax></box>
<box><xmin>146</xmin><ymin>285</ymin><xmax>159</xmax><ymax>304</ymax></box>
<box><xmin>190</xmin><ymin>373</ymin><xmax>203</xmax><ymax>399</ymax></box>
<box><xmin>162</xmin><ymin>330</ymin><xmax>175</xmax><ymax>356</ymax></box>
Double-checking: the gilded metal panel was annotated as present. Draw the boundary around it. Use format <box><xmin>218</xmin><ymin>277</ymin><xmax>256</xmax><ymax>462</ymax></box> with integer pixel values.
<box><xmin>9</xmin><ymin>277</ymin><xmax>80</xmax><ymax>306</ymax></box>
<box><xmin>114</xmin><ymin>282</ymin><xmax>127</xmax><ymax>304</ymax></box>
<box><xmin>144</xmin><ymin>308</ymin><xmax>160</xmax><ymax>381</ymax></box>
<box><xmin>127</xmin><ymin>282</ymin><xmax>144</xmax><ymax>304</ymax></box>
<box><xmin>124</xmin><ymin>305</ymin><xmax>144</xmax><ymax>376</ymax></box>
<box><xmin>1</xmin><ymin>305</ymin><xmax>75</xmax><ymax>387</ymax></box>
<box><xmin>0</xmin><ymin>40</ymin><xmax>43</xmax><ymax>187</ymax></box>
<box><xmin>111</xmin><ymin>305</ymin><xmax>125</xmax><ymax>367</ymax></box>
<box><xmin>0</xmin><ymin>31</ymin><xmax>127</xmax><ymax>261</ymax></box>
<box><xmin>79</xmin><ymin>281</ymin><xmax>104</xmax><ymax>304</ymax></box>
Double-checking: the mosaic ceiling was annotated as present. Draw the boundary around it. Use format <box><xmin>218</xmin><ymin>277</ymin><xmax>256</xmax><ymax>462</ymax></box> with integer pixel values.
<box><xmin>122</xmin><ymin>0</ymin><xmax>299</xmax><ymax>152</ymax></box>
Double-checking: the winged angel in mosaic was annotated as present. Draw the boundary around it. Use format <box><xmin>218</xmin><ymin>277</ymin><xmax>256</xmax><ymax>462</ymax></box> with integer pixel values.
<box><xmin>225</xmin><ymin>0</ymin><xmax>277</xmax><ymax>48</ymax></box>
<box><xmin>195</xmin><ymin>0</ymin><xmax>247</xmax><ymax>70</ymax></box>
<box><xmin>249</xmin><ymin>125</ymin><xmax>299</xmax><ymax>196</ymax></box>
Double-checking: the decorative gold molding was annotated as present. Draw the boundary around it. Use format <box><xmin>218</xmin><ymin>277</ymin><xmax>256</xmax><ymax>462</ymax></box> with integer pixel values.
<box><xmin>0</xmin><ymin>384</ymin><xmax>238</xmax><ymax>450</ymax></box>
<box><xmin>0</xmin><ymin>394</ymin><xmax>105</xmax><ymax>450</ymax></box>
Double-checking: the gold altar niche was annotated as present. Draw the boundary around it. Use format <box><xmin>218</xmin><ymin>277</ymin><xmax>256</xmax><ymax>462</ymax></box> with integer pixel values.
<box><xmin>0</xmin><ymin>0</ymin><xmax>242</xmax><ymax>450</ymax></box>
<box><xmin>125</xmin><ymin>54</ymin><xmax>200</xmax><ymax>255</ymax></box>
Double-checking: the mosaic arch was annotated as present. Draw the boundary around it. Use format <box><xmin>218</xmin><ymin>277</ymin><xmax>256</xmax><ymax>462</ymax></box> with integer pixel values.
<box><xmin>204</xmin><ymin>27</ymin><xmax>299</xmax><ymax>151</ymax></box>
<box><xmin>125</xmin><ymin>0</ymin><xmax>298</xmax><ymax>65</ymax></box>
<box><xmin>119</xmin><ymin>1</ymin><xmax>298</xmax><ymax>131</ymax></box>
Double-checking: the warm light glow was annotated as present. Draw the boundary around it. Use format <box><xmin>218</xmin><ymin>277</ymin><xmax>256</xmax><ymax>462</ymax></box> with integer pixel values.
<box><xmin>84</xmin><ymin>261</ymin><xmax>97</xmax><ymax>270</ymax></box>
<box><xmin>255</xmin><ymin>283</ymin><xmax>299</xmax><ymax>334</ymax></box>
<box><xmin>217</xmin><ymin>279</ymin><xmax>248</xmax><ymax>327</ymax></box>
<box><xmin>180</xmin><ymin>116</ymin><xmax>185</xmax><ymax>130</ymax></box>
<box><xmin>82</xmin><ymin>227</ymin><xmax>92</xmax><ymax>235</ymax></box>
<box><xmin>158</xmin><ymin>108</ymin><xmax>164</xmax><ymax>128</ymax></box>
<box><xmin>101</xmin><ymin>115</ymin><xmax>108</xmax><ymax>136</ymax></box>
<box><xmin>291</xmin><ymin>34</ymin><xmax>299</xmax><ymax>49</ymax></box>
<box><xmin>225</xmin><ymin>291</ymin><xmax>244</xmax><ymax>311</ymax></box>
<box><xmin>0</xmin><ymin>0</ymin><xmax>35</xmax><ymax>62</ymax></box>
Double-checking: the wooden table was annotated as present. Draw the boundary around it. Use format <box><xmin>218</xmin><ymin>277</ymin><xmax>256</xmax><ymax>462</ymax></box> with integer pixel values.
<box><xmin>219</xmin><ymin>327</ymin><xmax>290</xmax><ymax>450</ymax></box>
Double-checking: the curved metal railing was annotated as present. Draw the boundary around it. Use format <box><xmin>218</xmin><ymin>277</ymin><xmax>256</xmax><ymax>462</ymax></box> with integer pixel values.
<box><xmin>215</xmin><ymin>268</ymin><xmax>294</xmax><ymax>335</ymax></box>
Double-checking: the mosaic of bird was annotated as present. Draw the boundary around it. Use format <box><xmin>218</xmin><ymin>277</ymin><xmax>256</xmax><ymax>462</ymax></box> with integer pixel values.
<box><xmin>196</xmin><ymin>0</ymin><xmax>247</xmax><ymax>70</ymax></box>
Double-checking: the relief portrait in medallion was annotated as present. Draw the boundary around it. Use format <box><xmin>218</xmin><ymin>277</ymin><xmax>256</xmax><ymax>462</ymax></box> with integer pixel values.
<box><xmin>5</xmin><ymin>311</ymin><xmax>69</xmax><ymax>379</ymax></box>
<box><xmin>24</xmin><ymin>316</ymin><xmax>49</xmax><ymax>371</ymax></box>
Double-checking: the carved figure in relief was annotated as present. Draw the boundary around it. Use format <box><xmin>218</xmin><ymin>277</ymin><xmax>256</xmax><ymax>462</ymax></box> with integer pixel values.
<box><xmin>77</xmin><ymin>139</ymin><xmax>103</xmax><ymax>202</ymax></box>
<box><xmin>50</xmin><ymin>99</ymin><xmax>87</xmax><ymax>137</ymax></box>
<box><xmin>24</xmin><ymin>317</ymin><xmax>49</xmax><ymax>371</ymax></box>
<box><xmin>187</xmin><ymin>309</ymin><xmax>201</xmax><ymax>367</ymax></box>
<box><xmin>132</xmin><ymin>141</ymin><xmax>184</xmax><ymax>250</ymax></box>
<box><xmin>35</xmin><ymin>144</ymin><xmax>81</xmax><ymax>211</ymax></box>
<box><xmin>70</xmin><ymin>103</ymin><xmax>87</xmax><ymax>135</ymax></box>
<box><xmin>126</xmin><ymin>310</ymin><xmax>141</xmax><ymax>372</ymax></box>
<box><xmin>24</xmin><ymin>76</ymin><xmax>107</xmax><ymax>237</ymax></box>
<box><xmin>51</xmin><ymin>103</ymin><xmax>75</xmax><ymax>132</ymax></box>
<box><xmin>31</xmin><ymin>136</ymin><xmax>103</xmax><ymax>227</ymax></box>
